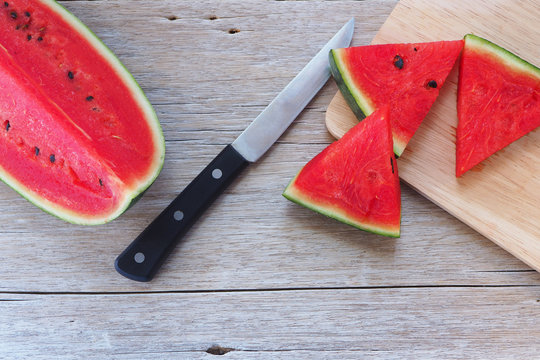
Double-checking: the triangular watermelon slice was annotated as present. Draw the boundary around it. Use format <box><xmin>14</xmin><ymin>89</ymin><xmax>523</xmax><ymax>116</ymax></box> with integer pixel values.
<box><xmin>456</xmin><ymin>34</ymin><xmax>540</xmax><ymax>177</ymax></box>
<box><xmin>329</xmin><ymin>40</ymin><xmax>464</xmax><ymax>156</ymax></box>
<box><xmin>283</xmin><ymin>106</ymin><xmax>401</xmax><ymax>237</ymax></box>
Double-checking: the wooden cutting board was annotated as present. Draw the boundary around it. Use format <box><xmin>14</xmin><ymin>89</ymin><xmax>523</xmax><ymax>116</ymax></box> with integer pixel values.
<box><xmin>326</xmin><ymin>0</ymin><xmax>540</xmax><ymax>271</ymax></box>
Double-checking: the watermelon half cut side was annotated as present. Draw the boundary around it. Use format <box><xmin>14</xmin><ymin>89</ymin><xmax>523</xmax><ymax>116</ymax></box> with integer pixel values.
<box><xmin>329</xmin><ymin>40</ymin><xmax>463</xmax><ymax>156</ymax></box>
<box><xmin>456</xmin><ymin>34</ymin><xmax>540</xmax><ymax>177</ymax></box>
<box><xmin>0</xmin><ymin>0</ymin><xmax>165</xmax><ymax>224</ymax></box>
<box><xmin>283</xmin><ymin>106</ymin><xmax>401</xmax><ymax>237</ymax></box>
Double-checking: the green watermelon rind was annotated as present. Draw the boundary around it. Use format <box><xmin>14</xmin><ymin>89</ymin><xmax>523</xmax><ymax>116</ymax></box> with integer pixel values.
<box><xmin>329</xmin><ymin>49</ymin><xmax>406</xmax><ymax>156</ymax></box>
<box><xmin>0</xmin><ymin>1</ymin><xmax>166</xmax><ymax>225</ymax></box>
<box><xmin>282</xmin><ymin>173</ymin><xmax>401</xmax><ymax>238</ymax></box>
<box><xmin>329</xmin><ymin>49</ymin><xmax>373</xmax><ymax>120</ymax></box>
<box><xmin>0</xmin><ymin>143</ymin><xmax>154</xmax><ymax>225</ymax></box>
<box><xmin>464</xmin><ymin>34</ymin><xmax>540</xmax><ymax>77</ymax></box>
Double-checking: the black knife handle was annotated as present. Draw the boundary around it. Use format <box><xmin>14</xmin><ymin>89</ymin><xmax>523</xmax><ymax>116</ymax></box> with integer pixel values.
<box><xmin>115</xmin><ymin>144</ymin><xmax>249</xmax><ymax>282</ymax></box>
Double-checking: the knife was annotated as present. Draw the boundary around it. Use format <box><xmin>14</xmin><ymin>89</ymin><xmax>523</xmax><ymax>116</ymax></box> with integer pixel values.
<box><xmin>115</xmin><ymin>19</ymin><xmax>355</xmax><ymax>282</ymax></box>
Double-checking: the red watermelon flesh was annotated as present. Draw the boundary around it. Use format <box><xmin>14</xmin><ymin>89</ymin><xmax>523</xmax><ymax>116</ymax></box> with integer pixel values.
<box><xmin>283</xmin><ymin>106</ymin><xmax>401</xmax><ymax>237</ymax></box>
<box><xmin>456</xmin><ymin>34</ymin><xmax>540</xmax><ymax>177</ymax></box>
<box><xmin>0</xmin><ymin>0</ymin><xmax>164</xmax><ymax>224</ymax></box>
<box><xmin>0</xmin><ymin>46</ymin><xmax>120</xmax><ymax>217</ymax></box>
<box><xmin>330</xmin><ymin>40</ymin><xmax>463</xmax><ymax>156</ymax></box>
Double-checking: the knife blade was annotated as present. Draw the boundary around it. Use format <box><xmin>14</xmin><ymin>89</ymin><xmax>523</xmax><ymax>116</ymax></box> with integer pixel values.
<box><xmin>115</xmin><ymin>19</ymin><xmax>355</xmax><ymax>282</ymax></box>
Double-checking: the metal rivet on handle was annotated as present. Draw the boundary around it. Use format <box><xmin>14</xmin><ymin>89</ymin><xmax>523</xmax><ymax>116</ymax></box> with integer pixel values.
<box><xmin>134</xmin><ymin>252</ymin><xmax>145</xmax><ymax>264</ymax></box>
<box><xmin>212</xmin><ymin>168</ymin><xmax>223</xmax><ymax>179</ymax></box>
<box><xmin>173</xmin><ymin>210</ymin><xmax>184</xmax><ymax>221</ymax></box>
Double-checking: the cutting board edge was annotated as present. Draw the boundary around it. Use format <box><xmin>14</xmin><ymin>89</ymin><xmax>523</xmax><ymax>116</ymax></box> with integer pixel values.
<box><xmin>400</xmin><ymin>177</ymin><xmax>540</xmax><ymax>272</ymax></box>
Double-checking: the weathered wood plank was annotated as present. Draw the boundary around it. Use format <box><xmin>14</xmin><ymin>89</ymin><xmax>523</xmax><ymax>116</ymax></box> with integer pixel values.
<box><xmin>2</xmin><ymin>287</ymin><xmax>540</xmax><ymax>359</ymax></box>
<box><xmin>2</xmin><ymin>155</ymin><xmax>540</xmax><ymax>292</ymax></box>
<box><xmin>1</xmin><ymin>0</ymin><xmax>540</xmax><ymax>293</ymax></box>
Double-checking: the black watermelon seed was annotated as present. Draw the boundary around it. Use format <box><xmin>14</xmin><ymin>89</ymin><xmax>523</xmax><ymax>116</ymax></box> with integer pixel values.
<box><xmin>67</xmin><ymin>71</ymin><xmax>74</xmax><ymax>80</ymax></box>
<box><xmin>27</xmin><ymin>34</ymin><xmax>31</xmax><ymax>41</ymax></box>
<box><xmin>99</xmin><ymin>179</ymin><xmax>103</xmax><ymax>186</ymax></box>
<box><xmin>427</xmin><ymin>80</ymin><xmax>438</xmax><ymax>88</ymax></box>
<box><xmin>34</xmin><ymin>147</ymin><xmax>39</xmax><ymax>156</ymax></box>
<box><xmin>10</xmin><ymin>11</ymin><xmax>16</xmax><ymax>19</ymax></box>
<box><xmin>37</xmin><ymin>36</ymin><xmax>43</xmax><ymax>41</ymax></box>
<box><xmin>414</xmin><ymin>47</ymin><xmax>417</xmax><ymax>51</ymax></box>
<box><xmin>5</xmin><ymin>121</ymin><xmax>10</xmax><ymax>131</ymax></box>
<box><xmin>390</xmin><ymin>157</ymin><xmax>394</xmax><ymax>174</ymax></box>
<box><xmin>3</xmin><ymin>2</ymin><xmax>8</xmax><ymax>7</ymax></box>
<box><xmin>86</xmin><ymin>95</ymin><xmax>94</xmax><ymax>101</ymax></box>
<box><xmin>24</xmin><ymin>11</ymin><xmax>30</xmax><ymax>17</ymax></box>
<box><xmin>393</xmin><ymin>55</ymin><xmax>404</xmax><ymax>69</ymax></box>
<box><xmin>49</xmin><ymin>154</ymin><xmax>55</xmax><ymax>163</ymax></box>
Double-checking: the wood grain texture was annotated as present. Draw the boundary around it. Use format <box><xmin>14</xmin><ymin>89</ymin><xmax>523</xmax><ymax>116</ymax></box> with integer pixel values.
<box><xmin>326</xmin><ymin>0</ymin><xmax>540</xmax><ymax>271</ymax></box>
<box><xmin>1</xmin><ymin>0</ymin><xmax>540</xmax><ymax>358</ymax></box>
<box><xmin>3</xmin><ymin>287</ymin><xmax>540</xmax><ymax>359</ymax></box>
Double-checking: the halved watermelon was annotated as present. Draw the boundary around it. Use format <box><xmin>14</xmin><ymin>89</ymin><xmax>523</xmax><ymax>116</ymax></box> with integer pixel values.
<box><xmin>330</xmin><ymin>40</ymin><xmax>463</xmax><ymax>156</ymax></box>
<box><xmin>283</xmin><ymin>107</ymin><xmax>401</xmax><ymax>237</ymax></box>
<box><xmin>456</xmin><ymin>34</ymin><xmax>540</xmax><ymax>177</ymax></box>
<box><xmin>0</xmin><ymin>0</ymin><xmax>165</xmax><ymax>224</ymax></box>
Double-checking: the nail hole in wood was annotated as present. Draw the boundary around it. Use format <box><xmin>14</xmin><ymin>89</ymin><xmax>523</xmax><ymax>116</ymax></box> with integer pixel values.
<box><xmin>208</xmin><ymin>15</ymin><xmax>218</xmax><ymax>20</ymax></box>
<box><xmin>166</xmin><ymin>15</ymin><xmax>178</xmax><ymax>21</ymax></box>
<box><xmin>206</xmin><ymin>345</ymin><xmax>234</xmax><ymax>355</ymax></box>
<box><xmin>228</xmin><ymin>28</ymin><xmax>240</xmax><ymax>34</ymax></box>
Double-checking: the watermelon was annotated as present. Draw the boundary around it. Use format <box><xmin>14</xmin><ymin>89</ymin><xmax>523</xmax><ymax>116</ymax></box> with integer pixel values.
<box><xmin>283</xmin><ymin>106</ymin><xmax>401</xmax><ymax>237</ymax></box>
<box><xmin>0</xmin><ymin>0</ymin><xmax>165</xmax><ymax>224</ymax></box>
<box><xmin>329</xmin><ymin>40</ymin><xmax>464</xmax><ymax>156</ymax></box>
<box><xmin>456</xmin><ymin>34</ymin><xmax>540</xmax><ymax>177</ymax></box>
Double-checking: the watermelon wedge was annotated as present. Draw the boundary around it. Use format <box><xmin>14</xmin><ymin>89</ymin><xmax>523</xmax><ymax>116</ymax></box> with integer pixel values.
<box><xmin>456</xmin><ymin>34</ymin><xmax>540</xmax><ymax>177</ymax></box>
<box><xmin>329</xmin><ymin>40</ymin><xmax>463</xmax><ymax>156</ymax></box>
<box><xmin>0</xmin><ymin>0</ymin><xmax>165</xmax><ymax>224</ymax></box>
<box><xmin>283</xmin><ymin>106</ymin><xmax>401</xmax><ymax>237</ymax></box>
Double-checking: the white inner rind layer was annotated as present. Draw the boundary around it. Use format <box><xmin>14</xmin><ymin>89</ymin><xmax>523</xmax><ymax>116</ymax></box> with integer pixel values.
<box><xmin>0</xmin><ymin>163</ymin><xmax>127</xmax><ymax>225</ymax></box>
<box><xmin>332</xmin><ymin>49</ymin><xmax>377</xmax><ymax>117</ymax></box>
<box><xmin>283</xmin><ymin>174</ymin><xmax>400</xmax><ymax>238</ymax></box>
<box><xmin>465</xmin><ymin>34</ymin><xmax>540</xmax><ymax>77</ymax></box>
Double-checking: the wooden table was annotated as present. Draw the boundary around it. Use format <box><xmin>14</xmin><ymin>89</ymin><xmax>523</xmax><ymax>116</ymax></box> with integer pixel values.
<box><xmin>2</xmin><ymin>1</ymin><xmax>540</xmax><ymax>358</ymax></box>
